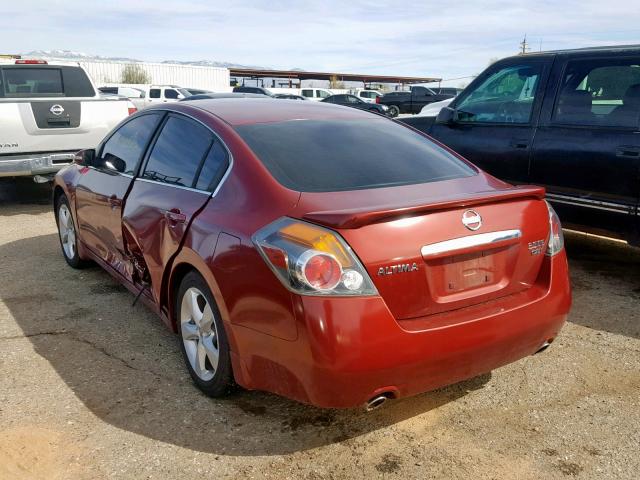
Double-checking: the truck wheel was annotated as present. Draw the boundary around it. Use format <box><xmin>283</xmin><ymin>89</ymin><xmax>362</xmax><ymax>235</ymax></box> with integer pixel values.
<box><xmin>177</xmin><ymin>271</ymin><xmax>234</xmax><ymax>397</ymax></box>
<box><xmin>388</xmin><ymin>105</ymin><xmax>400</xmax><ymax>117</ymax></box>
<box><xmin>55</xmin><ymin>195</ymin><xmax>89</xmax><ymax>269</ymax></box>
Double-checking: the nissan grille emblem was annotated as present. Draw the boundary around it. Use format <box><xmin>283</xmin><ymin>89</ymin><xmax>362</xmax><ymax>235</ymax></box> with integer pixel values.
<box><xmin>462</xmin><ymin>209</ymin><xmax>482</xmax><ymax>231</ymax></box>
<box><xmin>50</xmin><ymin>104</ymin><xmax>65</xmax><ymax>116</ymax></box>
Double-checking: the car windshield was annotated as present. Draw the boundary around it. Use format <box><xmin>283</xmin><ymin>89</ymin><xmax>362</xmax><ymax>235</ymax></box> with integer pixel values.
<box><xmin>235</xmin><ymin>118</ymin><xmax>475</xmax><ymax>192</ymax></box>
<box><xmin>178</xmin><ymin>88</ymin><xmax>192</xmax><ymax>97</ymax></box>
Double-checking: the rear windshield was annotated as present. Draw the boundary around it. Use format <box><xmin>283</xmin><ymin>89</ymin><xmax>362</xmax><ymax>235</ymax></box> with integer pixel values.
<box><xmin>0</xmin><ymin>66</ymin><xmax>95</xmax><ymax>98</ymax></box>
<box><xmin>235</xmin><ymin>119</ymin><xmax>475</xmax><ymax>192</ymax></box>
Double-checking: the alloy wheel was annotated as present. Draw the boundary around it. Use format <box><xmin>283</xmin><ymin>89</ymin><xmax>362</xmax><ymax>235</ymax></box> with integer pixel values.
<box><xmin>180</xmin><ymin>287</ymin><xmax>220</xmax><ymax>381</ymax></box>
<box><xmin>58</xmin><ymin>204</ymin><xmax>77</xmax><ymax>260</ymax></box>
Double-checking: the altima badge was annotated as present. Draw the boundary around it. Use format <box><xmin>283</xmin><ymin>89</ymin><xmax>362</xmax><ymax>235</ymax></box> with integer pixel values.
<box><xmin>378</xmin><ymin>263</ymin><xmax>419</xmax><ymax>276</ymax></box>
<box><xmin>462</xmin><ymin>209</ymin><xmax>482</xmax><ymax>231</ymax></box>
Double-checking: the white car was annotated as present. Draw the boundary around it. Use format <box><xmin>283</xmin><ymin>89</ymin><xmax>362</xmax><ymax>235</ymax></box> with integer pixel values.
<box><xmin>145</xmin><ymin>85</ymin><xmax>192</xmax><ymax>105</ymax></box>
<box><xmin>300</xmin><ymin>88</ymin><xmax>333</xmax><ymax>101</ymax></box>
<box><xmin>350</xmin><ymin>89</ymin><xmax>383</xmax><ymax>104</ymax></box>
<box><xmin>417</xmin><ymin>97</ymin><xmax>454</xmax><ymax>117</ymax></box>
<box><xmin>0</xmin><ymin>58</ymin><xmax>135</xmax><ymax>180</ymax></box>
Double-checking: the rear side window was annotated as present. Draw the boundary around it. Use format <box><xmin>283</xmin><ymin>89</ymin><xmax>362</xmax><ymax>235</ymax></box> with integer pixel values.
<box><xmin>0</xmin><ymin>66</ymin><xmax>94</xmax><ymax>97</ymax></box>
<box><xmin>195</xmin><ymin>141</ymin><xmax>229</xmax><ymax>191</ymax></box>
<box><xmin>235</xmin><ymin>119</ymin><xmax>475</xmax><ymax>192</ymax></box>
<box><xmin>301</xmin><ymin>89</ymin><xmax>313</xmax><ymax>98</ymax></box>
<box><xmin>142</xmin><ymin>116</ymin><xmax>213</xmax><ymax>187</ymax></box>
<box><xmin>99</xmin><ymin>113</ymin><xmax>162</xmax><ymax>175</ymax></box>
<box><xmin>150</xmin><ymin>89</ymin><xmax>161</xmax><ymax>99</ymax></box>
<box><xmin>553</xmin><ymin>57</ymin><xmax>640</xmax><ymax>128</ymax></box>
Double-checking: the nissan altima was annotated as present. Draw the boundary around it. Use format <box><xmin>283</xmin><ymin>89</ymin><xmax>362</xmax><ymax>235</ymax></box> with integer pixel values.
<box><xmin>53</xmin><ymin>98</ymin><xmax>571</xmax><ymax>409</ymax></box>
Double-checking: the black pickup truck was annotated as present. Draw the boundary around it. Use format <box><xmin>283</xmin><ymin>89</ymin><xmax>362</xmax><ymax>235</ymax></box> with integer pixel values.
<box><xmin>401</xmin><ymin>45</ymin><xmax>640</xmax><ymax>245</ymax></box>
<box><xmin>380</xmin><ymin>86</ymin><xmax>456</xmax><ymax>117</ymax></box>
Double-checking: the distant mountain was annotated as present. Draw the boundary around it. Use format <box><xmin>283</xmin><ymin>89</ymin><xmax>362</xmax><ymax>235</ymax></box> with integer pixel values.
<box><xmin>20</xmin><ymin>50</ymin><xmax>304</xmax><ymax>71</ymax></box>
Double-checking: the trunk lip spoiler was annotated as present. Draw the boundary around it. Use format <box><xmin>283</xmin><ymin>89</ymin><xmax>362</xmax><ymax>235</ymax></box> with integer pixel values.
<box><xmin>303</xmin><ymin>185</ymin><xmax>546</xmax><ymax>229</ymax></box>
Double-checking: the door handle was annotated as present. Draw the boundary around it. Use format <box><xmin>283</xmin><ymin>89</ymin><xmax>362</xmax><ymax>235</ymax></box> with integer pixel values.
<box><xmin>108</xmin><ymin>195</ymin><xmax>122</xmax><ymax>208</ymax></box>
<box><xmin>509</xmin><ymin>139</ymin><xmax>529</xmax><ymax>149</ymax></box>
<box><xmin>165</xmin><ymin>209</ymin><xmax>186</xmax><ymax>225</ymax></box>
<box><xmin>616</xmin><ymin>146</ymin><xmax>640</xmax><ymax>158</ymax></box>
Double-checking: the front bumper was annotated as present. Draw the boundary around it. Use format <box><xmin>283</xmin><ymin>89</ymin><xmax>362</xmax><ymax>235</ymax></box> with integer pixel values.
<box><xmin>0</xmin><ymin>152</ymin><xmax>76</xmax><ymax>177</ymax></box>
<box><xmin>232</xmin><ymin>252</ymin><xmax>571</xmax><ymax>408</ymax></box>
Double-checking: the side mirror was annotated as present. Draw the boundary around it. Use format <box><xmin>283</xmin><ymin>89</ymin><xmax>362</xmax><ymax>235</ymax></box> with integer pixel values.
<box><xmin>436</xmin><ymin>106</ymin><xmax>457</xmax><ymax>124</ymax></box>
<box><xmin>103</xmin><ymin>154</ymin><xmax>126</xmax><ymax>173</ymax></box>
<box><xmin>177</xmin><ymin>94</ymin><xmax>185</xmax><ymax>100</ymax></box>
<box><xmin>74</xmin><ymin>149</ymin><xmax>95</xmax><ymax>167</ymax></box>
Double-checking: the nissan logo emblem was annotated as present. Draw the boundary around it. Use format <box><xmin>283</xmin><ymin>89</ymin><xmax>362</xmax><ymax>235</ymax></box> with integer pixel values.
<box><xmin>462</xmin><ymin>209</ymin><xmax>482</xmax><ymax>231</ymax></box>
<box><xmin>50</xmin><ymin>104</ymin><xmax>65</xmax><ymax>116</ymax></box>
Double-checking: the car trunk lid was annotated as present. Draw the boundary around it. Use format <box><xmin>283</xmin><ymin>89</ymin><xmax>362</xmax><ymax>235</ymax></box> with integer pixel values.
<box><xmin>294</xmin><ymin>177</ymin><xmax>549</xmax><ymax>319</ymax></box>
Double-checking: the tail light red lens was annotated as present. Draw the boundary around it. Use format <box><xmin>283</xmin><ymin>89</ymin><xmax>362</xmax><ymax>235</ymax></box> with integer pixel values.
<box><xmin>15</xmin><ymin>59</ymin><xmax>47</xmax><ymax>64</ymax></box>
<box><xmin>298</xmin><ymin>251</ymin><xmax>342</xmax><ymax>290</ymax></box>
<box><xmin>375</xmin><ymin>96</ymin><xmax>380</xmax><ymax>104</ymax></box>
<box><xmin>253</xmin><ymin>217</ymin><xmax>377</xmax><ymax>296</ymax></box>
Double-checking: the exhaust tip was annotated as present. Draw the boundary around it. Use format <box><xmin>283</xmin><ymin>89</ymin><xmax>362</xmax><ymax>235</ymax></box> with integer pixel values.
<box><xmin>364</xmin><ymin>394</ymin><xmax>391</xmax><ymax>412</ymax></box>
<box><xmin>535</xmin><ymin>338</ymin><xmax>554</xmax><ymax>354</ymax></box>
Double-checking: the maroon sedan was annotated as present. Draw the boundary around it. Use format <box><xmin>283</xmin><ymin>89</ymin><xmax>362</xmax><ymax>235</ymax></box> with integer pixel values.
<box><xmin>53</xmin><ymin>99</ymin><xmax>571</xmax><ymax>409</ymax></box>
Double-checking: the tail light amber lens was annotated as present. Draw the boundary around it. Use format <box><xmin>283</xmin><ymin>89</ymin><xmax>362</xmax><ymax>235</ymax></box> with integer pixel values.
<box><xmin>252</xmin><ymin>217</ymin><xmax>377</xmax><ymax>296</ymax></box>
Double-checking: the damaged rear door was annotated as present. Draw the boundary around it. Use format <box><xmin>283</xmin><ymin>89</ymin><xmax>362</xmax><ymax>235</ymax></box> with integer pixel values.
<box><xmin>122</xmin><ymin>113</ymin><xmax>230</xmax><ymax>303</ymax></box>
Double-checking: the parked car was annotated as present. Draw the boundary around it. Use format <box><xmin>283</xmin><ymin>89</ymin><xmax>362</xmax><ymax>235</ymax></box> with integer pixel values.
<box><xmin>232</xmin><ymin>86</ymin><xmax>273</xmax><ymax>96</ymax></box>
<box><xmin>98</xmin><ymin>86</ymin><xmax>147</xmax><ymax>110</ymax></box>
<box><xmin>146</xmin><ymin>85</ymin><xmax>192</xmax><ymax>104</ymax></box>
<box><xmin>185</xmin><ymin>88</ymin><xmax>213</xmax><ymax>95</ymax></box>
<box><xmin>350</xmin><ymin>88</ymin><xmax>383</xmax><ymax>104</ymax></box>
<box><xmin>381</xmin><ymin>86</ymin><xmax>456</xmax><ymax>117</ymax></box>
<box><xmin>0</xmin><ymin>59</ymin><xmax>136</xmax><ymax>180</ymax></box>
<box><xmin>300</xmin><ymin>87</ymin><xmax>333</xmax><ymax>101</ymax></box>
<box><xmin>53</xmin><ymin>98</ymin><xmax>571</xmax><ymax>408</ymax></box>
<box><xmin>180</xmin><ymin>92</ymin><xmax>268</xmax><ymax>101</ymax></box>
<box><xmin>273</xmin><ymin>93</ymin><xmax>307</xmax><ymax>100</ymax></box>
<box><xmin>401</xmin><ymin>45</ymin><xmax>640</xmax><ymax>245</ymax></box>
<box><xmin>321</xmin><ymin>94</ymin><xmax>389</xmax><ymax>114</ymax></box>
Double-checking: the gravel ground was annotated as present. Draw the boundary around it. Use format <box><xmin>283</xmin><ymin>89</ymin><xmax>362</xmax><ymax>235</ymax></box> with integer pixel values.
<box><xmin>1</xmin><ymin>179</ymin><xmax>639</xmax><ymax>479</ymax></box>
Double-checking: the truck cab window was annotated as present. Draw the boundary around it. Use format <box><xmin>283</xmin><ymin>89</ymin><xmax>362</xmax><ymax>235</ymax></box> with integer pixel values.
<box><xmin>455</xmin><ymin>64</ymin><xmax>541</xmax><ymax>124</ymax></box>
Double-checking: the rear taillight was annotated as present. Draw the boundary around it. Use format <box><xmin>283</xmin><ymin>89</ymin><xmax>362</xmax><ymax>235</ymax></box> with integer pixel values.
<box><xmin>253</xmin><ymin>217</ymin><xmax>377</xmax><ymax>296</ymax></box>
<box><xmin>15</xmin><ymin>59</ymin><xmax>47</xmax><ymax>64</ymax></box>
<box><xmin>127</xmin><ymin>102</ymin><xmax>137</xmax><ymax>116</ymax></box>
<box><xmin>545</xmin><ymin>201</ymin><xmax>564</xmax><ymax>256</ymax></box>
<box><xmin>375</xmin><ymin>96</ymin><xmax>380</xmax><ymax>104</ymax></box>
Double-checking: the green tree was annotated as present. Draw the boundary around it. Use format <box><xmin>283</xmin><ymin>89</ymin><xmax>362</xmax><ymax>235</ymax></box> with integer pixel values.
<box><xmin>121</xmin><ymin>64</ymin><xmax>150</xmax><ymax>84</ymax></box>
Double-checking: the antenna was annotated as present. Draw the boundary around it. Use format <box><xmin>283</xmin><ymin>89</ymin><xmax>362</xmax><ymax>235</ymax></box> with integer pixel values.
<box><xmin>520</xmin><ymin>35</ymin><xmax>530</xmax><ymax>55</ymax></box>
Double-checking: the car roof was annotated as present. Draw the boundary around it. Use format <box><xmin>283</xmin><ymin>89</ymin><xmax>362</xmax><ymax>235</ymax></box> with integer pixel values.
<box><xmin>179</xmin><ymin>97</ymin><xmax>376</xmax><ymax>126</ymax></box>
<box><xmin>516</xmin><ymin>44</ymin><xmax>640</xmax><ymax>59</ymax></box>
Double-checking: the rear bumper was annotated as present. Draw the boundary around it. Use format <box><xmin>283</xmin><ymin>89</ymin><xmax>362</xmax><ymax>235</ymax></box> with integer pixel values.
<box><xmin>233</xmin><ymin>252</ymin><xmax>571</xmax><ymax>408</ymax></box>
<box><xmin>0</xmin><ymin>152</ymin><xmax>76</xmax><ymax>177</ymax></box>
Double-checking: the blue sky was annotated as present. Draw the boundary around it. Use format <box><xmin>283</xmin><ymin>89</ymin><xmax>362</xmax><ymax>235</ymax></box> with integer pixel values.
<box><xmin>3</xmin><ymin>0</ymin><xmax>639</xmax><ymax>85</ymax></box>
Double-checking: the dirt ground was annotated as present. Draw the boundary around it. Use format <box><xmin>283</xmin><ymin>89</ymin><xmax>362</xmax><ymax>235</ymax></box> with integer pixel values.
<box><xmin>1</xmin><ymin>179</ymin><xmax>639</xmax><ymax>480</ymax></box>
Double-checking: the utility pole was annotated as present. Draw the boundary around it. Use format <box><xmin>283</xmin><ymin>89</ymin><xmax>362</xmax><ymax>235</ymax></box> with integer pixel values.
<box><xmin>520</xmin><ymin>35</ymin><xmax>530</xmax><ymax>55</ymax></box>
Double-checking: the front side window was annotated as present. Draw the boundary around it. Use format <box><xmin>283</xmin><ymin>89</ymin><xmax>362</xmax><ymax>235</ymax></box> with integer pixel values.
<box><xmin>149</xmin><ymin>89</ymin><xmax>161</xmax><ymax>99</ymax></box>
<box><xmin>142</xmin><ymin>116</ymin><xmax>213</xmax><ymax>187</ymax></box>
<box><xmin>553</xmin><ymin>58</ymin><xmax>640</xmax><ymax>128</ymax></box>
<box><xmin>99</xmin><ymin>114</ymin><xmax>161</xmax><ymax>175</ymax></box>
<box><xmin>164</xmin><ymin>89</ymin><xmax>179</xmax><ymax>99</ymax></box>
<box><xmin>2</xmin><ymin>68</ymin><xmax>63</xmax><ymax>96</ymax></box>
<box><xmin>317</xmin><ymin>89</ymin><xmax>330</xmax><ymax>98</ymax></box>
<box><xmin>455</xmin><ymin>63</ymin><xmax>542</xmax><ymax>124</ymax></box>
<box><xmin>235</xmin><ymin>119</ymin><xmax>475</xmax><ymax>192</ymax></box>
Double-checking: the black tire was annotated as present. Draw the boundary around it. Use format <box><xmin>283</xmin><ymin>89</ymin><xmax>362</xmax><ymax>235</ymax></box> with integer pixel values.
<box><xmin>176</xmin><ymin>271</ymin><xmax>234</xmax><ymax>397</ymax></box>
<box><xmin>55</xmin><ymin>194</ymin><xmax>89</xmax><ymax>269</ymax></box>
<box><xmin>388</xmin><ymin>105</ymin><xmax>400</xmax><ymax>117</ymax></box>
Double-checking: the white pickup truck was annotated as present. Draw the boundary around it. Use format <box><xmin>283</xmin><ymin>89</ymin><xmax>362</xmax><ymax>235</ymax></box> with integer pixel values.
<box><xmin>0</xmin><ymin>59</ymin><xmax>134</xmax><ymax>180</ymax></box>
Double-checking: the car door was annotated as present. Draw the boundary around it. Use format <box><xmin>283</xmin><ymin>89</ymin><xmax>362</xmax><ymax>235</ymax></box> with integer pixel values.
<box><xmin>75</xmin><ymin>112</ymin><xmax>163</xmax><ymax>279</ymax></box>
<box><xmin>122</xmin><ymin>113</ymin><xmax>230</xmax><ymax>302</ymax></box>
<box><xmin>428</xmin><ymin>57</ymin><xmax>552</xmax><ymax>184</ymax></box>
<box><xmin>530</xmin><ymin>54</ymin><xmax>640</xmax><ymax>237</ymax></box>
